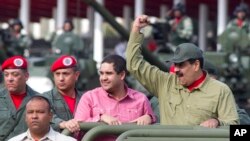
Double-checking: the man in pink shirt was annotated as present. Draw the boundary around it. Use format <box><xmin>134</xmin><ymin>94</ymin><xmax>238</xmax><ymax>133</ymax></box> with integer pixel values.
<box><xmin>74</xmin><ymin>54</ymin><xmax>156</xmax><ymax>125</ymax></box>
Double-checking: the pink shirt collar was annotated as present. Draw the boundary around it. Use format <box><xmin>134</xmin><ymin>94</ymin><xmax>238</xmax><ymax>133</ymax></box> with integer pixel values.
<box><xmin>103</xmin><ymin>85</ymin><xmax>135</xmax><ymax>101</ymax></box>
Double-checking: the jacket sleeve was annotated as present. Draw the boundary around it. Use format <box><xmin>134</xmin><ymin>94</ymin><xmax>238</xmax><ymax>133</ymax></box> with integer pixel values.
<box><xmin>51</xmin><ymin>112</ymin><xmax>64</xmax><ymax>131</ymax></box>
<box><xmin>236</xmin><ymin>105</ymin><xmax>250</xmax><ymax>125</ymax></box>
<box><xmin>42</xmin><ymin>92</ymin><xmax>64</xmax><ymax>131</ymax></box>
<box><xmin>126</xmin><ymin>32</ymin><xmax>170</xmax><ymax>97</ymax></box>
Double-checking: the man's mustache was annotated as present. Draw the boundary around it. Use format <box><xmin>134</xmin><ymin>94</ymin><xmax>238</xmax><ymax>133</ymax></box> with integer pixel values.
<box><xmin>176</xmin><ymin>71</ymin><xmax>183</xmax><ymax>77</ymax></box>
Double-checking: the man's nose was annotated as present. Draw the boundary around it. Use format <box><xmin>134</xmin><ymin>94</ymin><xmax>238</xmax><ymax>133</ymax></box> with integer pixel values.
<box><xmin>6</xmin><ymin>76</ymin><xmax>14</xmax><ymax>81</ymax></box>
<box><xmin>101</xmin><ymin>74</ymin><xmax>107</xmax><ymax>80</ymax></box>
<box><xmin>31</xmin><ymin>112</ymin><xmax>38</xmax><ymax>118</ymax></box>
<box><xmin>59</xmin><ymin>75</ymin><xmax>64</xmax><ymax>80</ymax></box>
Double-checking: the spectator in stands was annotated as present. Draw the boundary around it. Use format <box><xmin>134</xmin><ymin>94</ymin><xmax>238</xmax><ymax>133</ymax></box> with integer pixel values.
<box><xmin>52</xmin><ymin>19</ymin><xmax>84</xmax><ymax>57</ymax></box>
<box><xmin>227</xmin><ymin>3</ymin><xmax>250</xmax><ymax>35</ymax></box>
<box><xmin>8</xmin><ymin>95</ymin><xmax>76</xmax><ymax>141</ymax></box>
<box><xmin>166</xmin><ymin>3</ymin><xmax>193</xmax><ymax>46</ymax></box>
<box><xmin>43</xmin><ymin>55</ymin><xmax>81</xmax><ymax>133</ymax></box>
<box><xmin>0</xmin><ymin>19</ymin><xmax>31</xmax><ymax>58</ymax></box>
<box><xmin>0</xmin><ymin>56</ymin><xmax>39</xmax><ymax>140</ymax></box>
<box><xmin>126</xmin><ymin>15</ymin><xmax>239</xmax><ymax>128</ymax></box>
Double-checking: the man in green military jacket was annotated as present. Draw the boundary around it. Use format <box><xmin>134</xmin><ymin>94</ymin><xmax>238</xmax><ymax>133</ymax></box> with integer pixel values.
<box><xmin>126</xmin><ymin>15</ymin><xmax>239</xmax><ymax>128</ymax></box>
<box><xmin>0</xmin><ymin>56</ymin><xmax>38</xmax><ymax>140</ymax></box>
<box><xmin>1</xmin><ymin>19</ymin><xmax>31</xmax><ymax>58</ymax></box>
<box><xmin>52</xmin><ymin>19</ymin><xmax>84</xmax><ymax>57</ymax></box>
<box><xmin>43</xmin><ymin>55</ymin><xmax>82</xmax><ymax>133</ymax></box>
<box><xmin>227</xmin><ymin>3</ymin><xmax>250</xmax><ymax>36</ymax></box>
<box><xmin>166</xmin><ymin>3</ymin><xmax>193</xmax><ymax>46</ymax></box>
<box><xmin>220</xmin><ymin>3</ymin><xmax>250</xmax><ymax>53</ymax></box>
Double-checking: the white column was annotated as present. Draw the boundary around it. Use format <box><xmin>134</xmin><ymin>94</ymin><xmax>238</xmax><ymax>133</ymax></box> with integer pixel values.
<box><xmin>87</xmin><ymin>7</ymin><xmax>95</xmax><ymax>37</ymax></box>
<box><xmin>93</xmin><ymin>0</ymin><xmax>104</xmax><ymax>68</ymax></box>
<box><xmin>135</xmin><ymin>0</ymin><xmax>144</xmax><ymax>18</ymax></box>
<box><xmin>20</xmin><ymin>0</ymin><xmax>30</xmax><ymax>33</ymax></box>
<box><xmin>52</xmin><ymin>7</ymin><xmax>57</xmax><ymax>32</ymax></box>
<box><xmin>217</xmin><ymin>0</ymin><xmax>228</xmax><ymax>51</ymax></box>
<box><xmin>198</xmin><ymin>4</ymin><xmax>208</xmax><ymax>51</ymax></box>
<box><xmin>73</xmin><ymin>18</ymin><xmax>81</xmax><ymax>35</ymax></box>
<box><xmin>160</xmin><ymin>5</ymin><xmax>168</xmax><ymax>19</ymax></box>
<box><xmin>123</xmin><ymin>5</ymin><xmax>132</xmax><ymax>30</ymax></box>
<box><xmin>56</xmin><ymin>0</ymin><xmax>67</xmax><ymax>29</ymax></box>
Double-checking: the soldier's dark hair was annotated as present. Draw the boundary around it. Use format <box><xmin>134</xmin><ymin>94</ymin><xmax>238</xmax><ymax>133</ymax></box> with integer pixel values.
<box><xmin>72</xmin><ymin>65</ymin><xmax>80</xmax><ymax>72</ymax></box>
<box><xmin>188</xmin><ymin>58</ymin><xmax>204</xmax><ymax>69</ymax></box>
<box><xmin>173</xmin><ymin>3</ymin><xmax>186</xmax><ymax>14</ymax></box>
<box><xmin>101</xmin><ymin>54</ymin><xmax>127</xmax><ymax>74</ymax></box>
<box><xmin>233</xmin><ymin>3</ymin><xmax>250</xmax><ymax>16</ymax></box>
<box><xmin>10</xmin><ymin>19</ymin><xmax>23</xmax><ymax>29</ymax></box>
<box><xmin>27</xmin><ymin>95</ymin><xmax>52</xmax><ymax>112</ymax></box>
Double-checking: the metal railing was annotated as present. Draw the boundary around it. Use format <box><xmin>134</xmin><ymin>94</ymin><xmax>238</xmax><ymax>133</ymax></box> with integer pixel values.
<box><xmin>116</xmin><ymin>128</ymin><xmax>229</xmax><ymax>141</ymax></box>
<box><xmin>62</xmin><ymin>122</ymin><xmax>230</xmax><ymax>141</ymax></box>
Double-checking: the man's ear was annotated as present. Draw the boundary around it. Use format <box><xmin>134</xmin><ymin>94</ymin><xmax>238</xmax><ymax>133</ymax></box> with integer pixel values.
<box><xmin>194</xmin><ymin>60</ymin><xmax>201</xmax><ymax>71</ymax></box>
<box><xmin>120</xmin><ymin>71</ymin><xmax>126</xmax><ymax>80</ymax></box>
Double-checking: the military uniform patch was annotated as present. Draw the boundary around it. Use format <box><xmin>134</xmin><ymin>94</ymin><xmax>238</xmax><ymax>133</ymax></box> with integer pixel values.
<box><xmin>14</xmin><ymin>58</ymin><xmax>24</xmax><ymax>67</ymax></box>
<box><xmin>63</xmin><ymin>57</ymin><xmax>73</xmax><ymax>66</ymax></box>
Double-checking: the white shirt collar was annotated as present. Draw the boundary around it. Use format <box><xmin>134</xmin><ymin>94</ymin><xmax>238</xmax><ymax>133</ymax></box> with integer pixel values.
<box><xmin>25</xmin><ymin>127</ymin><xmax>56</xmax><ymax>141</ymax></box>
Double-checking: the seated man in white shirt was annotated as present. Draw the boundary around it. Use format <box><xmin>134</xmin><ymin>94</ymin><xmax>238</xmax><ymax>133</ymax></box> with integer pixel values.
<box><xmin>8</xmin><ymin>95</ymin><xmax>76</xmax><ymax>141</ymax></box>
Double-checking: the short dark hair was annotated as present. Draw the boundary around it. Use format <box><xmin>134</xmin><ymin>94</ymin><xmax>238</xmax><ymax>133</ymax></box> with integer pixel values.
<box><xmin>63</xmin><ymin>19</ymin><xmax>74</xmax><ymax>31</ymax></box>
<box><xmin>101</xmin><ymin>54</ymin><xmax>127</xmax><ymax>74</ymax></box>
<box><xmin>27</xmin><ymin>95</ymin><xmax>52</xmax><ymax>112</ymax></box>
<box><xmin>188</xmin><ymin>58</ymin><xmax>204</xmax><ymax>69</ymax></box>
<box><xmin>72</xmin><ymin>66</ymin><xmax>80</xmax><ymax>72</ymax></box>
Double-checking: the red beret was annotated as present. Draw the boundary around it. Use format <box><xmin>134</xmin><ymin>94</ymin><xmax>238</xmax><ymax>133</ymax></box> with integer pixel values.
<box><xmin>51</xmin><ymin>55</ymin><xmax>77</xmax><ymax>72</ymax></box>
<box><xmin>1</xmin><ymin>56</ymin><xmax>28</xmax><ymax>71</ymax></box>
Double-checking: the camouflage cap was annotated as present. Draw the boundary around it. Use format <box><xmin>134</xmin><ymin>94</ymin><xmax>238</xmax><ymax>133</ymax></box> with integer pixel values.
<box><xmin>170</xmin><ymin>43</ymin><xmax>203</xmax><ymax>63</ymax></box>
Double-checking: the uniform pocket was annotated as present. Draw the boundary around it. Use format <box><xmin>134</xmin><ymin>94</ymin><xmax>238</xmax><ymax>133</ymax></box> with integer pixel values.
<box><xmin>168</xmin><ymin>92</ymin><xmax>182</xmax><ymax>117</ymax></box>
<box><xmin>0</xmin><ymin>107</ymin><xmax>10</xmax><ymax>122</ymax></box>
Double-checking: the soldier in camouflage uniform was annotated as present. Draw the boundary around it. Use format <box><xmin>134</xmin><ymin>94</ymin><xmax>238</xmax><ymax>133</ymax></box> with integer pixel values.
<box><xmin>52</xmin><ymin>19</ymin><xmax>84</xmax><ymax>57</ymax></box>
<box><xmin>221</xmin><ymin>3</ymin><xmax>250</xmax><ymax>53</ymax></box>
<box><xmin>227</xmin><ymin>3</ymin><xmax>250</xmax><ymax>36</ymax></box>
<box><xmin>43</xmin><ymin>55</ymin><xmax>82</xmax><ymax>133</ymax></box>
<box><xmin>0</xmin><ymin>56</ymin><xmax>39</xmax><ymax>140</ymax></box>
<box><xmin>0</xmin><ymin>19</ymin><xmax>31</xmax><ymax>58</ymax></box>
<box><xmin>166</xmin><ymin>3</ymin><xmax>193</xmax><ymax>46</ymax></box>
